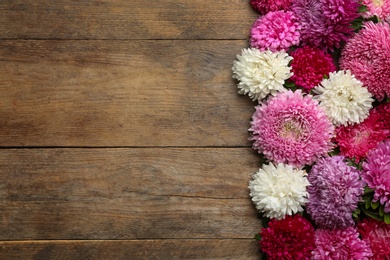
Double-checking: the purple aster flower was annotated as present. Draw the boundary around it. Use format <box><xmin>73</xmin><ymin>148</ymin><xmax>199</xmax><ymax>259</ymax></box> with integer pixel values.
<box><xmin>292</xmin><ymin>0</ymin><xmax>359</xmax><ymax>50</ymax></box>
<box><xmin>250</xmin><ymin>90</ymin><xmax>334</xmax><ymax>168</ymax></box>
<box><xmin>362</xmin><ymin>140</ymin><xmax>390</xmax><ymax>213</ymax></box>
<box><xmin>313</xmin><ymin>227</ymin><xmax>373</xmax><ymax>260</ymax></box>
<box><xmin>307</xmin><ymin>156</ymin><xmax>365</xmax><ymax>229</ymax></box>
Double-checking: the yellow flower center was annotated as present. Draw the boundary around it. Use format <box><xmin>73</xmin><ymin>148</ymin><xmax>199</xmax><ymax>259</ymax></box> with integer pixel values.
<box><xmin>280</xmin><ymin>121</ymin><xmax>303</xmax><ymax>140</ymax></box>
<box><xmin>373</xmin><ymin>0</ymin><xmax>383</xmax><ymax>7</ymax></box>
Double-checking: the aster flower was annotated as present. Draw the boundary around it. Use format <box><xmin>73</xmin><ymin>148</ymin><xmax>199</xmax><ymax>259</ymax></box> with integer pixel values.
<box><xmin>250</xmin><ymin>90</ymin><xmax>334</xmax><ymax>167</ymax></box>
<box><xmin>312</xmin><ymin>227</ymin><xmax>373</xmax><ymax>260</ymax></box>
<box><xmin>292</xmin><ymin>0</ymin><xmax>359</xmax><ymax>50</ymax></box>
<box><xmin>307</xmin><ymin>156</ymin><xmax>365</xmax><ymax>229</ymax></box>
<box><xmin>362</xmin><ymin>140</ymin><xmax>390</xmax><ymax>213</ymax></box>
<box><xmin>313</xmin><ymin>70</ymin><xmax>373</xmax><ymax>126</ymax></box>
<box><xmin>232</xmin><ymin>48</ymin><xmax>292</xmax><ymax>101</ymax></box>
<box><xmin>335</xmin><ymin>103</ymin><xmax>390</xmax><ymax>162</ymax></box>
<box><xmin>361</xmin><ymin>0</ymin><xmax>390</xmax><ymax>20</ymax></box>
<box><xmin>250</xmin><ymin>11</ymin><xmax>300</xmax><ymax>52</ymax></box>
<box><xmin>358</xmin><ymin>218</ymin><xmax>390</xmax><ymax>260</ymax></box>
<box><xmin>340</xmin><ymin>22</ymin><xmax>390</xmax><ymax>100</ymax></box>
<box><xmin>249</xmin><ymin>163</ymin><xmax>309</xmax><ymax>220</ymax></box>
<box><xmin>290</xmin><ymin>46</ymin><xmax>336</xmax><ymax>91</ymax></box>
<box><xmin>259</xmin><ymin>215</ymin><xmax>315</xmax><ymax>259</ymax></box>
<box><xmin>250</xmin><ymin>0</ymin><xmax>292</xmax><ymax>14</ymax></box>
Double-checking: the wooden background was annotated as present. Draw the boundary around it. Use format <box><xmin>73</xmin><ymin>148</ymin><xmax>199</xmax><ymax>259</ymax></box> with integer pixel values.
<box><xmin>0</xmin><ymin>1</ymin><xmax>262</xmax><ymax>259</ymax></box>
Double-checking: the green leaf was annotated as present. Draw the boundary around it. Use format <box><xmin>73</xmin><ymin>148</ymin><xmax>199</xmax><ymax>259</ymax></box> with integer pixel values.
<box><xmin>371</xmin><ymin>200</ymin><xmax>381</xmax><ymax>210</ymax></box>
<box><xmin>380</xmin><ymin>205</ymin><xmax>385</xmax><ymax>217</ymax></box>
<box><xmin>365</xmin><ymin>200</ymin><xmax>371</xmax><ymax>209</ymax></box>
<box><xmin>367</xmin><ymin>15</ymin><xmax>380</xmax><ymax>23</ymax></box>
<box><xmin>358</xmin><ymin>5</ymin><xmax>368</xmax><ymax>13</ymax></box>
<box><xmin>384</xmin><ymin>213</ymin><xmax>390</xmax><ymax>224</ymax></box>
<box><xmin>353</xmin><ymin>207</ymin><xmax>361</xmax><ymax>216</ymax></box>
<box><xmin>361</xmin><ymin>207</ymin><xmax>383</xmax><ymax>221</ymax></box>
<box><xmin>323</xmin><ymin>74</ymin><xmax>329</xmax><ymax>80</ymax></box>
<box><xmin>284</xmin><ymin>81</ymin><xmax>296</xmax><ymax>88</ymax></box>
<box><xmin>254</xmin><ymin>233</ymin><xmax>262</xmax><ymax>241</ymax></box>
<box><xmin>364</xmin><ymin>186</ymin><xmax>375</xmax><ymax>195</ymax></box>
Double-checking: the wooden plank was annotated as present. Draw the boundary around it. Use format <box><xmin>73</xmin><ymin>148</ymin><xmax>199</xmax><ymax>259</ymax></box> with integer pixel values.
<box><xmin>0</xmin><ymin>148</ymin><xmax>261</xmax><ymax>240</ymax></box>
<box><xmin>0</xmin><ymin>240</ymin><xmax>262</xmax><ymax>259</ymax></box>
<box><xmin>0</xmin><ymin>0</ymin><xmax>257</xmax><ymax>40</ymax></box>
<box><xmin>0</xmin><ymin>40</ymin><xmax>255</xmax><ymax>147</ymax></box>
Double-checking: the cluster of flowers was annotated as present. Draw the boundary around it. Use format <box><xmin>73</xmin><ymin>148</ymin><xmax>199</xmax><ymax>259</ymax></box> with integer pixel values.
<box><xmin>232</xmin><ymin>0</ymin><xmax>390</xmax><ymax>259</ymax></box>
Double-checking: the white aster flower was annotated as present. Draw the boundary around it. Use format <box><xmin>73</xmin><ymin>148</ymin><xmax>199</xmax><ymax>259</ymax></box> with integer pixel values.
<box><xmin>248</xmin><ymin>163</ymin><xmax>309</xmax><ymax>220</ymax></box>
<box><xmin>232</xmin><ymin>48</ymin><xmax>293</xmax><ymax>101</ymax></box>
<box><xmin>313</xmin><ymin>70</ymin><xmax>373</xmax><ymax>126</ymax></box>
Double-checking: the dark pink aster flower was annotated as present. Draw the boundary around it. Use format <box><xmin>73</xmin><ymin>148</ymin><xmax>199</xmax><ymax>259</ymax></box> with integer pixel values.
<box><xmin>362</xmin><ymin>140</ymin><xmax>390</xmax><ymax>213</ymax></box>
<box><xmin>341</xmin><ymin>22</ymin><xmax>390</xmax><ymax>100</ymax></box>
<box><xmin>290</xmin><ymin>46</ymin><xmax>336</xmax><ymax>91</ymax></box>
<box><xmin>250</xmin><ymin>90</ymin><xmax>334</xmax><ymax>168</ymax></box>
<box><xmin>312</xmin><ymin>228</ymin><xmax>373</xmax><ymax>260</ymax></box>
<box><xmin>250</xmin><ymin>11</ymin><xmax>300</xmax><ymax>52</ymax></box>
<box><xmin>259</xmin><ymin>214</ymin><xmax>315</xmax><ymax>260</ymax></box>
<box><xmin>307</xmin><ymin>156</ymin><xmax>364</xmax><ymax>229</ymax></box>
<box><xmin>358</xmin><ymin>218</ymin><xmax>390</xmax><ymax>260</ymax></box>
<box><xmin>292</xmin><ymin>0</ymin><xmax>359</xmax><ymax>50</ymax></box>
<box><xmin>335</xmin><ymin>103</ymin><xmax>390</xmax><ymax>162</ymax></box>
<box><xmin>250</xmin><ymin>0</ymin><xmax>292</xmax><ymax>14</ymax></box>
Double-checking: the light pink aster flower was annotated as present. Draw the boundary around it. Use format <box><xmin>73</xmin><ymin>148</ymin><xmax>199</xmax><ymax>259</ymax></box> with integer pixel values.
<box><xmin>361</xmin><ymin>0</ymin><xmax>390</xmax><ymax>21</ymax></box>
<box><xmin>362</xmin><ymin>140</ymin><xmax>390</xmax><ymax>213</ymax></box>
<box><xmin>250</xmin><ymin>0</ymin><xmax>292</xmax><ymax>14</ymax></box>
<box><xmin>250</xmin><ymin>90</ymin><xmax>334</xmax><ymax>168</ymax></box>
<box><xmin>358</xmin><ymin>218</ymin><xmax>390</xmax><ymax>260</ymax></box>
<box><xmin>312</xmin><ymin>228</ymin><xmax>373</xmax><ymax>260</ymax></box>
<box><xmin>250</xmin><ymin>11</ymin><xmax>300</xmax><ymax>52</ymax></box>
<box><xmin>292</xmin><ymin>0</ymin><xmax>359</xmax><ymax>50</ymax></box>
<box><xmin>340</xmin><ymin>22</ymin><xmax>390</xmax><ymax>100</ymax></box>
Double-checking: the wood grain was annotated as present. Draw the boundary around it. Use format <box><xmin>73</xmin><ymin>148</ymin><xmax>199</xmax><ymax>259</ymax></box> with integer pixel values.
<box><xmin>0</xmin><ymin>40</ymin><xmax>255</xmax><ymax>147</ymax></box>
<box><xmin>0</xmin><ymin>0</ymin><xmax>257</xmax><ymax>40</ymax></box>
<box><xmin>0</xmin><ymin>240</ymin><xmax>262</xmax><ymax>260</ymax></box>
<box><xmin>0</xmin><ymin>148</ymin><xmax>262</xmax><ymax>240</ymax></box>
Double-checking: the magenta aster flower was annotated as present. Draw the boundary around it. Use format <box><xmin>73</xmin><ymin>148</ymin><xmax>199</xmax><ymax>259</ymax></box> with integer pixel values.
<box><xmin>250</xmin><ymin>11</ymin><xmax>300</xmax><ymax>52</ymax></box>
<box><xmin>290</xmin><ymin>46</ymin><xmax>336</xmax><ymax>91</ymax></box>
<box><xmin>259</xmin><ymin>214</ymin><xmax>315</xmax><ymax>260</ymax></box>
<box><xmin>335</xmin><ymin>103</ymin><xmax>390</xmax><ymax>162</ymax></box>
<box><xmin>292</xmin><ymin>0</ymin><xmax>359</xmax><ymax>50</ymax></box>
<box><xmin>307</xmin><ymin>156</ymin><xmax>365</xmax><ymax>229</ymax></box>
<box><xmin>361</xmin><ymin>0</ymin><xmax>390</xmax><ymax>21</ymax></box>
<box><xmin>250</xmin><ymin>90</ymin><xmax>334</xmax><ymax>168</ymax></box>
<box><xmin>340</xmin><ymin>22</ymin><xmax>390</xmax><ymax>100</ymax></box>
<box><xmin>250</xmin><ymin>0</ymin><xmax>292</xmax><ymax>14</ymax></box>
<box><xmin>312</xmin><ymin>228</ymin><xmax>373</xmax><ymax>260</ymax></box>
<box><xmin>362</xmin><ymin>140</ymin><xmax>390</xmax><ymax>213</ymax></box>
<box><xmin>358</xmin><ymin>218</ymin><xmax>390</xmax><ymax>260</ymax></box>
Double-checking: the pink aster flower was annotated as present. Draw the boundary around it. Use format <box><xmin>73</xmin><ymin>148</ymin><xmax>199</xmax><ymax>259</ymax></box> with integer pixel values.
<box><xmin>312</xmin><ymin>228</ymin><xmax>373</xmax><ymax>260</ymax></box>
<box><xmin>361</xmin><ymin>0</ymin><xmax>390</xmax><ymax>21</ymax></box>
<box><xmin>259</xmin><ymin>215</ymin><xmax>315</xmax><ymax>260</ymax></box>
<box><xmin>362</xmin><ymin>140</ymin><xmax>390</xmax><ymax>213</ymax></box>
<box><xmin>307</xmin><ymin>156</ymin><xmax>365</xmax><ymax>229</ymax></box>
<box><xmin>290</xmin><ymin>46</ymin><xmax>336</xmax><ymax>91</ymax></box>
<box><xmin>250</xmin><ymin>0</ymin><xmax>292</xmax><ymax>14</ymax></box>
<box><xmin>340</xmin><ymin>22</ymin><xmax>390</xmax><ymax>100</ymax></box>
<box><xmin>358</xmin><ymin>218</ymin><xmax>390</xmax><ymax>260</ymax></box>
<box><xmin>335</xmin><ymin>103</ymin><xmax>390</xmax><ymax>162</ymax></box>
<box><xmin>250</xmin><ymin>90</ymin><xmax>334</xmax><ymax>168</ymax></box>
<box><xmin>292</xmin><ymin>0</ymin><xmax>359</xmax><ymax>50</ymax></box>
<box><xmin>250</xmin><ymin>11</ymin><xmax>300</xmax><ymax>52</ymax></box>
